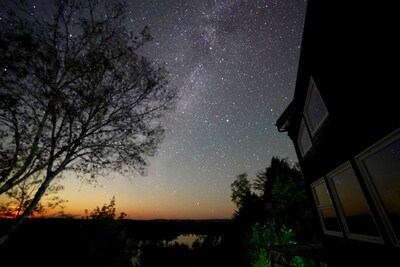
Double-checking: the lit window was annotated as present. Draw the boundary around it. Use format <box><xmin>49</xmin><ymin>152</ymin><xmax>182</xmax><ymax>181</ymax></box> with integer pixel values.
<box><xmin>304</xmin><ymin>77</ymin><xmax>328</xmax><ymax>135</ymax></box>
<box><xmin>298</xmin><ymin>119</ymin><xmax>312</xmax><ymax>156</ymax></box>
<box><xmin>311</xmin><ymin>178</ymin><xmax>342</xmax><ymax>236</ymax></box>
<box><xmin>356</xmin><ymin>128</ymin><xmax>400</xmax><ymax>247</ymax></box>
<box><xmin>327</xmin><ymin>162</ymin><xmax>382</xmax><ymax>243</ymax></box>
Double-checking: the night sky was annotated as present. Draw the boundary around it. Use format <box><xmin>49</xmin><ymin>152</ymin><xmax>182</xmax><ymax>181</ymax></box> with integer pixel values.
<box><xmin>2</xmin><ymin>0</ymin><xmax>308</xmax><ymax>219</ymax></box>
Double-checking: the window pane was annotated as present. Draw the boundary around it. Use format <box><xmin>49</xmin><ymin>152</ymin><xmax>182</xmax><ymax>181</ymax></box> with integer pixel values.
<box><xmin>363</xmin><ymin>139</ymin><xmax>400</xmax><ymax>239</ymax></box>
<box><xmin>321</xmin><ymin>208</ymin><xmax>341</xmax><ymax>232</ymax></box>
<box><xmin>299</xmin><ymin>121</ymin><xmax>312</xmax><ymax>154</ymax></box>
<box><xmin>331</xmin><ymin>166</ymin><xmax>380</xmax><ymax>236</ymax></box>
<box><xmin>306</xmin><ymin>83</ymin><xmax>328</xmax><ymax>132</ymax></box>
<box><xmin>312</xmin><ymin>180</ymin><xmax>342</xmax><ymax>234</ymax></box>
<box><xmin>314</xmin><ymin>181</ymin><xmax>332</xmax><ymax>206</ymax></box>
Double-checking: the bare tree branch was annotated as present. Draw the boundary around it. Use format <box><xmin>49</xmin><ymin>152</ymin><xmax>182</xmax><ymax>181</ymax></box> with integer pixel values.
<box><xmin>0</xmin><ymin>0</ymin><xmax>177</xmax><ymax>245</ymax></box>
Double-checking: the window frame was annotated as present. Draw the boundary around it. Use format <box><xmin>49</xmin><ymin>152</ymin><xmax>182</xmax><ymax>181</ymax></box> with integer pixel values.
<box><xmin>303</xmin><ymin>77</ymin><xmax>329</xmax><ymax>137</ymax></box>
<box><xmin>355</xmin><ymin>128</ymin><xmax>400</xmax><ymax>247</ymax></box>
<box><xmin>311</xmin><ymin>178</ymin><xmax>343</xmax><ymax>237</ymax></box>
<box><xmin>327</xmin><ymin>161</ymin><xmax>384</xmax><ymax>244</ymax></box>
<box><xmin>298</xmin><ymin>118</ymin><xmax>312</xmax><ymax>156</ymax></box>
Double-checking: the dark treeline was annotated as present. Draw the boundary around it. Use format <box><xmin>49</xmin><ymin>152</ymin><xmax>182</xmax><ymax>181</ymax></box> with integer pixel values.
<box><xmin>0</xmin><ymin>217</ymin><xmax>236</xmax><ymax>267</ymax></box>
<box><xmin>0</xmin><ymin>157</ymin><xmax>321</xmax><ymax>267</ymax></box>
<box><xmin>0</xmin><ymin>218</ymin><xmax>232</xmax><ymax>239</ymax></box>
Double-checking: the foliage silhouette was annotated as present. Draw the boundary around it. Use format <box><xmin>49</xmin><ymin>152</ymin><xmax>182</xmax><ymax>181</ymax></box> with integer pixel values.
<box><xmin>231</xmin><ymin>173</ymin><xmax>264</xmax><ymax>229</ymax></box>
<box><xmin>0</xmin><ymin>172</ymin><xmax>67</xmax><ymax>218</ymax></box>
<box><xmin>246</xmin><ymin>222</ymin><xmax>296</xmax><ymax>267</ymax></box>
<box><xmin>83</xmin><ymin>197</ymin><xmax>132</xmax><ymax>267</ymax></box>
<box><xmin>84</xmin><ymin>195</ymin><xmax>126</xmax><ymax>220</ymax></box>
<box><xmin>256</xmin><ymin>157</ymin><xmax>318</xmax><ymax>242</ymax></box>
<box><xmin>230</xmin><ymin>157</ymin><xmax>319</xmax><ymax>267</ymax></box>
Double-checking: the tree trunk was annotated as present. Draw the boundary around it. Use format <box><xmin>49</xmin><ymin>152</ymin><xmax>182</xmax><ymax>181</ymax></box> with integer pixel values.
<box><xmin>0</xmin><ymin>173</ymin><xmax>55</xmax><ymax>247</ymax></box>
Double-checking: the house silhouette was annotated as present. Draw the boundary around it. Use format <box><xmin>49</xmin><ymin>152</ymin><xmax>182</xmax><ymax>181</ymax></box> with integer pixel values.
<box><xmin>275</xmin><ymin>0</ymin><xmax>399</xmax><ymax>265</ymax></box>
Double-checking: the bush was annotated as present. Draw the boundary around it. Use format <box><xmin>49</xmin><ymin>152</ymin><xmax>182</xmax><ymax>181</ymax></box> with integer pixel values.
<box><xmin>245</xmin><ymin>221</ymin><xmax>296</xmax><ymax>267</ymax></box>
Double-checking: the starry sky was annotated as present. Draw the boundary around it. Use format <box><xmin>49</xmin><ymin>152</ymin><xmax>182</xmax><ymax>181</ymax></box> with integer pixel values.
<box><xmin>2</xmin><ymin>0</ymin><xmax>308</xmax><ymax>219</ymax></box>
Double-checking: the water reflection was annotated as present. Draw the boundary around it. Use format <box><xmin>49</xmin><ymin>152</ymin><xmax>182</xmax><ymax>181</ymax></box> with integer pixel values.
<box><xmin>171</xmin><ymin>234</ymin><xmax>206</xmax><ymax>248</ymax></box>
<box><xmin>131</xmin><ymin>234</ymin><xmax>222</xmax><ymax>266</ymax></box>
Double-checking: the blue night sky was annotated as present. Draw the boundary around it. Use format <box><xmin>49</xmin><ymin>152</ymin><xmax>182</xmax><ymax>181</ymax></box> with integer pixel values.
<box><xmin>1</xmin><ymin>0</ymin><xmax>307</xmax><ymax>219</ymax></box>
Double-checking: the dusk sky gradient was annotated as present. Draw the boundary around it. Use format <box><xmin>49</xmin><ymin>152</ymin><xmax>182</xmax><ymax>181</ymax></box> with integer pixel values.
<box><xmin>1</xmin><ymin>0</ymin><xmax>308</xmax><ymax>219</ymax></box>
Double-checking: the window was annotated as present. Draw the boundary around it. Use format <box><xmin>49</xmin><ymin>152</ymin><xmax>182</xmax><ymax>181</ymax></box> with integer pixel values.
<box><xmin>356</xmin><ymin>128</ymin><xmax>400</xmax><ymax>247</ymax></box>
<box><xmin>297</xmin><ymin>77</ymin><xmax>328</xmax><ymax>158</ymax></box>
<box><xmin>298</xmin><ymin>119</ymin><xmax>312</xmax><ymax>156</ymax></box>
<box><xmin>311</xmin><ymin>178</ymin><xmax>342</xmax><ymax>236</ymax></box>
<box><xmin>327</xmin><ymin>162</ymin><xmax>382</xmax><ymax>243</ymax></box>
<box><xmin>303</xmin><ymin>77</ymin><xmax>328</xmax><ymax>136</ymax></box>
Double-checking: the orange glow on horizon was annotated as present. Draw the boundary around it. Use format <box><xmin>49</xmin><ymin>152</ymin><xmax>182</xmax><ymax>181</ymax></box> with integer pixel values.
<box><xmin>63</xmin><ymin>204</ymin><xmax>233</xmax><ymax>220</ymax></box>
<box><xmin>1</xmin><ymin>172</ymin><xmax>236</xmax><ymax>221</ymax></box>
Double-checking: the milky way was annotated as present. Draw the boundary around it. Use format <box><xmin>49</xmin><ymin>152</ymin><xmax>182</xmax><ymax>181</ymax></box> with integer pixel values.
<box><xmin>0</xmin><ymin>0</ymin><xmax>307</xmax><ymax>218</ymax></box>
<box><xmin>104</xmin><ymin>0</ymin><xmax>307</xmax><ymax>218</ymax></box>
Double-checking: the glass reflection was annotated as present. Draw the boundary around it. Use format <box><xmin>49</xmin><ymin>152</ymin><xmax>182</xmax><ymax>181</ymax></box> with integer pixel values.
<box><xmin>363</xmin><ymin>139</ymin><xmax>400</xmax><ymax>239</ymax></box>
<box><xmin>331</xmin><ymin>166</ymin><xmax>380</xmax><ymax>237</ymax></box>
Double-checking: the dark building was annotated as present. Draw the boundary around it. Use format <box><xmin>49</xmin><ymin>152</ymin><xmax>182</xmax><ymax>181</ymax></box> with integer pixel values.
<box><xmin>276</xmin><ymin>0</ymin><xmax>399</xmax><ymax>265</ymax></box>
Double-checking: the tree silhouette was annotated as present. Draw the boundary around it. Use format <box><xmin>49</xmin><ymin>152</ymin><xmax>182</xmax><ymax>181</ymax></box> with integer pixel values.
<box><xmin>83</xmin><ymin>196</ymin><xmax>132</xmax><ymax>267</ymax></box>
<box><xmin>256</xmin><ymin>157</ymin><xmax>317</xmax><ymax>242</ymax></box>
<box><xmin>85</xmin><ymin>195</ymin><xmax>126</xmax><ymax>220</ymax></box>
<box><xmin>0</xmin><ymin>0</ymin><xmax>176</xmax><ymax>245</ymax></box>
<box><xmin>230</xmin><ymin>157</ymin><xmax>320</xmax><ymax>266</ymax></box>
<box><xmin>0</xmin><ymin>172</ymin><xmax>67</xmax><ymax>218</ymax></box>
<box><xmin>231</xmin><ymin>173</ymin><xmax>252</xmax><ymax>210</ymax></box>
<box><xmin>231</xmin><ymin>173</ymin><xmax>264</xmax><ymax>227</ymax></box>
